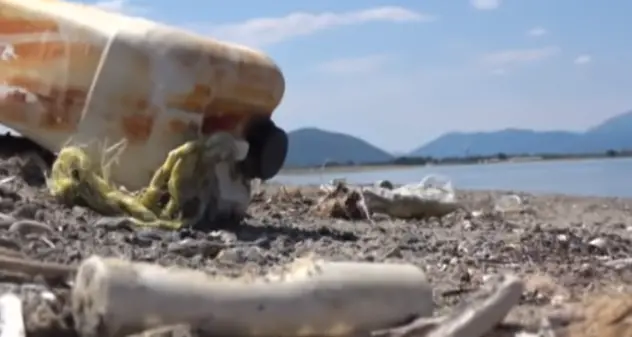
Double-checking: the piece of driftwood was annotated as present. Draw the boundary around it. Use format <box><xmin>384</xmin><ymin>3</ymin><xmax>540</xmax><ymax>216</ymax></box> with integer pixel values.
<box><xmin>373</xmin><ymin>317</ymin><xmax>444</xmax><ymax>337</ymax></box>
<box><xmin>426</xmin><ymin>274</ymin><xmax>523</xmax><ymax>337</ymax></box>
<box><xmin>72</xmin><ymin>255</ymin><xmax>434</xmax><ymax>337</ymax></box>
<box><xmin>0</xmin><ymin>256</ymin><xmax>75</xmax><ymax>280</ymax></box>
<box><xmin>373</xmin><ymin>274</ymin><xmax>523</xmax><ymax>337</ymax></box>
<box><xmin>0</xmin><ymin>293</ymin><xmax>25</xmax><ymax>337</ymax></box>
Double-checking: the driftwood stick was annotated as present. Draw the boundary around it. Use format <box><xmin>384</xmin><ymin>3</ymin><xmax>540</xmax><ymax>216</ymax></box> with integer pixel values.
<box><xmin>372</xmin><ymin>317</ymin><xmax>444</xmax><ymax>337</ymax></box>
<box><xmin>426</xmin><ymin>274</ymin><xmax>523</xmax><ymax>337</ymax></box>
<box><xmin>374</xmin><ymin>274</ymin><xmax>524</xmax><ymax>337</ymax></box>
<box><xmin>72</xmin><ymin>255</ymin><xmax>435</xmax><ymax>337</ymax></box>
<box><xmin>0</xmin><ymin>255</ymin><xmax>75</xmax><ymax>279</ymax></box>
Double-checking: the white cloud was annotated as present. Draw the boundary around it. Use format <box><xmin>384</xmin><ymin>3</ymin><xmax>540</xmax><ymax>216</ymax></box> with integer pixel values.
<box><xmin>91</xmin><ymin>0</ymin><xmax>148</xmax><ymax>15</ymax></box>
<box><xmin>316</xmin><ymin>55</ymin><xmax>391</xmax><ymax>74</ymax></box>
<box><xmin>481</xmin><ymin>46</ymin><xmax>560</xmax><ymax>66</ymax></box>
<box><xmin>527</xmin><ymin>27</ymin><xmax>547</xmax><ymax>37</ymax></box>
<box><xmin>574</xmin><ymin>54</ymin><xmax>592</xmax><ymax>65</ymax></box>
<box><xmin>470</xmin><ymin>0</ymin><xmax>502</xmax><ymax>10</ymax></box>
<box><xmin>203</xmin><ymin>7</ymin><xmax>434</xmax><ymax>47</ymax></box>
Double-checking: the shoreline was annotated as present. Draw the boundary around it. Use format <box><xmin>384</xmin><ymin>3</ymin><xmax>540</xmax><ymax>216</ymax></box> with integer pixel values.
<box><xmin>259</xmin><ymin>181</ymin><xmax>632</xmax><ymax>201</ymax></box>
<box><xmin>280</xmin><ymin>154</ymin><xmax>628</xmax><ymax>175</ymax></box>
<box><xmin>279</xmin><ymin>163</ymin><xmax>415</xmax><ymax>175</ymax></box>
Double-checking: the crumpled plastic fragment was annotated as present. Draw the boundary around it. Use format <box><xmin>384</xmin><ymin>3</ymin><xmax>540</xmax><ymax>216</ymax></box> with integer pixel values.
<box><xmin>313</xmin><ymin>175</ymin><xmax>460</xmax><ymax>221</ymax></box>
<box><xmin>361</xmin><ymin>175</ymin><xmax>460</xmax><ymax>219</ymax></box>
<box><xmin>494</xmin><ymin>194</ymin><xmax>523</xmax><ymax>213</ymax></box>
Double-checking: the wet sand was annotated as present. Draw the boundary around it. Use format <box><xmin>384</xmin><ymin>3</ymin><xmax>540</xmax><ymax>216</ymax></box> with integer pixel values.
<box><xmin>0</xmin><ymin>137</ymin><xmax>631</xmax><ymax>335</ymax></box>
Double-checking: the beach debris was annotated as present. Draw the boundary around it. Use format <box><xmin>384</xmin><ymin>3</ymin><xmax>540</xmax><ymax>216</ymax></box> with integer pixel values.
<box><xmin>313</xmin><ymin>175</ymin><xmax>460</xmax><ymax>221</ymax></box>
<box><xmin>3</xmin><ymin>251</ymin><xmax>631</xmax><ymax>337</ymax></box>
<box><xmin>361</xmin><ymin>175</ymin><xmax>460</xmax><ymax>219</ymax></box>
<box><xmin>320</xmin><ymin>178</ymin><xmax>348</xmax><ymax>194</ymax></box>
<box><xmin>271</xmin><ymin>186</ymin><xmax>307</xmax><ymax>204</ymax></box>
<box><xmin>72</xmin><ymin>255</ymin><xmax>434</xmax><ymax>337</ymax></box>
<box><xmin>494</xmin><ymin>194</ymin><xmax>523</xmax><ymax>213</ymax></box>
<box><xmin>313</xmin><ymin>181</ymin><xmax>371</xmax><ymax>220</ymax></box>
<box><xmin>423</xmin><ymin>274</ymin><xmax>522</xmax><ymax>337</ymax></box>
<box><xmin>0</xmin><ymin>255</ymin><xmax>75</xmax><ymax>282</ymax></box>
<box><xmin>0</xmin><ymin>293</ymin><xmax>25</xmax><ymax>337</ymax></box>
<box><xmin>373</xmin><ymin>274</ymin><xmax>524</xmax><ymax>337</ymax></box>
<box><xmin>2</xmin><ymin>0</ymin><xmax>289</xmax><ymax>231</ymax></box>
<box><xmin>47</xmin><ymin>132</ymin><xmax>251</xmax><ymax>230</ymax></box>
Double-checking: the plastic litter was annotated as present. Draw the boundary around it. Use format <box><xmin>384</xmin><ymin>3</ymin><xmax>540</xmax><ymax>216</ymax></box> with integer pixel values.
<box><xmin>494</xmin><ymin>194</ymin><xmax>523</xmax><ymax>213</ymax></box>
<box><xmin>361</xmin><ymin>174</ymin><xmax>460</xmax><ymax>219</ymax></box>
<box><xmin>1</xmin><ymin>0</ymin><xmax>288</xmax><ymax>228</ymax></box>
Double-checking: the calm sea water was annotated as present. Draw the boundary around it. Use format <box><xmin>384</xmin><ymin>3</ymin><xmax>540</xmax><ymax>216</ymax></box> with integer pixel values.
<box><xmin>273</xmin><ymin>158</ymin><xmax>632</xmax><ymax>198</ymax></box>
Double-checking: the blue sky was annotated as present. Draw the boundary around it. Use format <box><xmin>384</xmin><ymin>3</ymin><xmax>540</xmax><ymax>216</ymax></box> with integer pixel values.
<box><xmin>76</xmin><ymin>0</ymin><xmax>632</xmax><ymax>152</ymax></box>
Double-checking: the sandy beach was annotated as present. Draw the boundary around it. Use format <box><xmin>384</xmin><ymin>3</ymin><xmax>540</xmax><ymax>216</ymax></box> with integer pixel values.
<box><xmin>0</xmin><ymin>141</ymin><xmax>630</xmax><ymax>336</ymax></box>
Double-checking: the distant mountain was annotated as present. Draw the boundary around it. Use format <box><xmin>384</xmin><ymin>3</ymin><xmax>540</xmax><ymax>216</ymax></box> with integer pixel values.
<box><xmin>285</xmin><ymin>128</ymin><xmax>393</xmax><ymax>167</ymax></box>
<box><xmin>410</xmin><ymin>129</ymin><xmax>582</xmax><ymax>158</ymax></box>
<box><xmin>410</xmin><ymin>110</ymin><xmax>632</xmax><ymax>158</ymax></box>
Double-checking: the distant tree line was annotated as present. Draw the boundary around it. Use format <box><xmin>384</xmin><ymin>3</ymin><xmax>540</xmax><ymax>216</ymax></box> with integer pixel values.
<box><xmin>287</xmin><ymin>149</ymin><xmax>632</xmax><ymax>169</ymax></box>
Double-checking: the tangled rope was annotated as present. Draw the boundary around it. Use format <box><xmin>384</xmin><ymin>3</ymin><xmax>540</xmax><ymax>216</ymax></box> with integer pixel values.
<box><xmin>46</xmin><ymin>132</ymin><xmax>247</xmax><ymax>230</ymax></box>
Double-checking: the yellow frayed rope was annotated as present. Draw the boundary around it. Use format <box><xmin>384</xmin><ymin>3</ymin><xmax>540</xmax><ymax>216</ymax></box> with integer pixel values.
<box><xmin>46</xmin><ymin>132</ymin><xmax>241</xmax><ymax>230</ymax></box>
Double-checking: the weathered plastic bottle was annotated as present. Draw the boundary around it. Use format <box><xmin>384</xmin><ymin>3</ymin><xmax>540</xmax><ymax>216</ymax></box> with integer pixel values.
<box><xmin>0</xmin><ymin>0</ymin><xmax>287</xmax><ymax>190</ymax></box>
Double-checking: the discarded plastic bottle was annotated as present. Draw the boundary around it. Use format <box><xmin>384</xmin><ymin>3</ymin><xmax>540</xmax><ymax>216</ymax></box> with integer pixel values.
<box><xmin>0</xmin><ymin>0</ymin><xmax>288</xmax><ymax>190</ymax></box>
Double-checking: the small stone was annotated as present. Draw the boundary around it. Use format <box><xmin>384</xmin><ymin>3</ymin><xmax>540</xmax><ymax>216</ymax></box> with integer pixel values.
<box><xmin>0</xmin><ymin>236</ymin><xmax>21</xmax><ymax>252</ymax></box>
<box><xmin>0</xmin><ymin>186</ymin><xmax>20</xmax><ymax>201</ymax></box>
<box><xmin>216</xmin><ymin>247</ymin><xmax>247</xmax><ymax>264</ymax></box>
<box><xmin>578</xmin><ymin>263</ymin><xmax>594</xmax><ymax>277</ymax></box>
<box><xmin>207</xmin><ymin>230</ymin><xmax>237</xmax><ymax>243</ymax></box>
<box><xmin>34</xmin><ymin>210</ymin><xmax>49</xmax><ymax>222</ymax></box>
<box><xmin>462</xmin><ymin>220</ymin><xmax>474</xmax><ymax>230</ymax></box>
<box><xmin>0</xmin><ymin>213</ymin><xmax>16</xmax><ymax>228</ymax></box>
<box><xmin>0</xmin><ymin>199</ymin><xmax>15</xmax><ymax>213</ymax></box>
<box><xmin>125</xmin><ymin>232</ymin><xmax>155</xmax><ymax>248</ymax></box>
<box><xmin>167</xmin><ymin>239</ymin><xmax>225</xmax><ymax>258</ymax></box>
<box><xmin>40</xmin><ymin>291</ymin><xmax>56</xmax><ymax>302</ymax></box>
<box><xmin>135</xmin><ymin>229</ymin><xmax>166</xmax><ymax>241</ymax></box>
<box><xmin>241</xmin><ymin>246</ymin><xmax>266</xmax><ymax>263</ymax></box>
<box><xmin>588</xmin><ymin>237</ymin><xmax>607</xmax><ymax>249</ymax></box>
<box><xmin>469</xmin><ymin>210</ymin><xmax>483</xmax><ymax>218</ymax></box>
<box><xmin>8</xmin><ymin>220</ymin><xmax>53</xmax><ymax>236</ymax></box>
<box><xmin>10</xmin><ymin>203</ymin><xmax>40</xmax><ymax>219</ymax></box>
